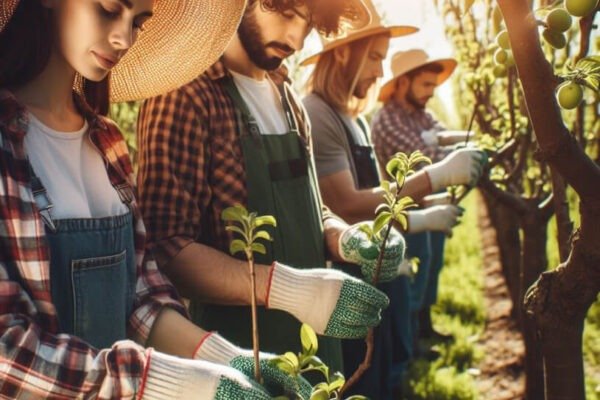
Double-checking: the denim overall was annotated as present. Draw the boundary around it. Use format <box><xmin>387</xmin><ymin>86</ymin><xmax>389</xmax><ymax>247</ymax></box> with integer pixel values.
<box><xmin>30</xmin><ymin>165</ymin><xmax>136</xmax><ymax>349</ymax></box>
<box><xmin>189</xmin><ymin>78</ymin><xmax>343</xmax><ymax>372</ymax></box>
<box><xmin>325</xmin><ymin>104</ymin><xmax>412</xmax><ymax>400</ymax></box>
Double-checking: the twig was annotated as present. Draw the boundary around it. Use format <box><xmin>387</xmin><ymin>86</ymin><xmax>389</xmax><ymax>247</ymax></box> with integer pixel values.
<box><xmin>246</xmin><ymin>251</ymin><xmax>262</xmax><ymax>383</ymax></box>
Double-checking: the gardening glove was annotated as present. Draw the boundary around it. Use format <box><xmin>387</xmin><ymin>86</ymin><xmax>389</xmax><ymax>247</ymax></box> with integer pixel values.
<box><xmin>423</xmin><ymin>148</ymin><xmax>488</xmax><ymax>191</ymax></box>
<box><xmin>437</xmin><ymin>130</ymin><xmax>470</xmax><ymax>146</ymax></box>
<box><xmin>407</xmin><ymin>205</ymin><xmax>463</xmax><ymax>235</ymax></box>
<box><xmin>338</xmin><ymin>222</ymin><xmax>406</xmax><ymax>283</ymax></box>
<box><xmin>421</xmin><ymin>129</ymin><xmax>440</xmax><ymax>146</ymax></box>
<box><xmin>266</xmin><ymin>262</ymin><xmax>389</xmax><ymax>339</ymax></box>
<box><xmin>194</xmin><ymin>332</ymin><xmax>312</xmax><ymax>399</ymax></box>
<box><xmin>397</xmin><ymin>258</ymin><xmax>414</xmax><ymax>276</ymax></box>
<box><xmin>421</xmin><ymin>192</ymin><xmax>452</xmax><ymax>208</ymax></box>
<box><xmin>141</xmin><ymin>350</ymin><xmax>270</xmax><ymax>400</ymax></box>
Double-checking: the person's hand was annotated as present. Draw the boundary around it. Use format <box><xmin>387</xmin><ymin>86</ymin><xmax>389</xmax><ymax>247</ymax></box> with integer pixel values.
<box><xmin>338</xmin><ymin>222</ymin><xmax>406</xmax><ymax>283</ymax></box>
<box><xmin>423</xmin><ymin>148</ymin><xmax>488</xmax><ymax>191</ymax></box>
<box><xmin>266</xmin><ymin>262</ymin><xmax>389</xmax><ymax>339</ymax></box>
<box><xmin>421</xmin><ymin>129</ymin><xmax>440</xmax><ymax>146</ymax></box>
<box><xmin>407</xmin><ymin>205</ymin><xmax>463</xmax><ymax>235</ymax></box>
<box><xmin>194</xmin><ymin>333</ymin><xmax>311</xmax><ymax>399</ymax></box>
<box><xmin>141</xmin><ymin>351</ymin><xmax>271</xmax><ymax>400</ymax></box>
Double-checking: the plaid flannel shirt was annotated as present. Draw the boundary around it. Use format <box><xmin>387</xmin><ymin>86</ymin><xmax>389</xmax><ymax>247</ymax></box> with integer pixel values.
<box><xmin>371</xmin><ymin>100</ymin><xmax>447</xmax><ymax>166</ymax></box>
<box><xmin>0</xmin><ymin>90</ymin><xmax>187</xmax><ymax>399</ymax></box>
<box><xmin>137</xmin><ymin>61</ymin><xmax>332</xmax><ymax>266</ymax></box>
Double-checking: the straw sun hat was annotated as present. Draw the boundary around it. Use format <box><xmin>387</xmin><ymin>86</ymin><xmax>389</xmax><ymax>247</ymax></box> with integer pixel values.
<box><xmin>300</xmin><ymin>0</ymin><xmax>418</xmax><ymax>66</ymax></box>
<box><xmin>378</xmin><ymin>49</ymin><xmax>457</xmax><ymax>102</ymax></box>
<box><xmin>0</xmin><ymin>0</ymin><xmax>246</xmax><ymax>102</ymax></box>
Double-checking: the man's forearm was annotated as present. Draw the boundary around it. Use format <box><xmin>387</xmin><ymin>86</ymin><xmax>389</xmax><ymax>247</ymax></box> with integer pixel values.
<box><xmin>160</xmin><ymin>241</ymin><xmax>271</xmax><ymax>306</ymax></box>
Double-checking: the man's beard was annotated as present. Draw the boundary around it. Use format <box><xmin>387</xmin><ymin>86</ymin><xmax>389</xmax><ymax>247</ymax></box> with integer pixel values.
<box><xmin>238</xmin><ymin>11</ymin><xmax>290</xmax><ymax>71</ymax></box>
<box><xmin>405</xmin><ymin>88</ymin><xmax>427</xmax><ymax>110</ymax></box>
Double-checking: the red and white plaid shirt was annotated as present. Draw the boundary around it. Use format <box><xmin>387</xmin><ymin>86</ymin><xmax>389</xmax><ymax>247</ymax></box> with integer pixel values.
<box><xmin>0</xmin><ymin>90</ymin><xmax>187</xmax><ymax>399</ymax></box>
<box><xmin>371</xmin><ymin>100</ymin><xmax>448</xmax><ymax>167</ymax></box>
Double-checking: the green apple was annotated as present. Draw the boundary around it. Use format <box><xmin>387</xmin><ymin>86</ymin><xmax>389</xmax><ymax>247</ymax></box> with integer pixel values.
<box><xmin>564</xmin><ymin>0</ymin><xmax>599</xmax><ymax>17</ymax></box>
<box><xmin>556</xmin><ymin>81</ymin><xmax>583</xmax><ymax>109</ymax></box>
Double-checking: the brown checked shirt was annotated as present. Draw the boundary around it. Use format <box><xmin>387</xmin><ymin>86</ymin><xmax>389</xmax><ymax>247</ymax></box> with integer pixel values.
<box><xmin>137</xmin><ymin>61</ymin><xmax>332</xmax><ymax>267</ymax></box>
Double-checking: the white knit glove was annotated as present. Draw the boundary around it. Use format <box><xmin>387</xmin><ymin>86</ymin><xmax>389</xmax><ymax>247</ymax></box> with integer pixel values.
<box><xmin>141</xmin><ymin>350</ymin><xmax>270</xmax><ymax>400</ymax></box>
<box><xmin>407</xmin><ymin>205</ymin><xmax>463</xmax><ymax>235</ymax></box>
<box><xmin>421</xmin><ymin>192</ymin><xmax>452</xmax><ymax>208</ymax></box>
<box><xmin>193</xmin><ymin>333</ymin><xmax>311</xmax><ymax>399</ymax></box>
<box><xmin>437</xmin><ymin>130</ymin><xmax>470</xmax><ymax>146</ymax></box>
<box><xmin>421</xmin><ymin>130</ymin><xmax>440</xmax><ymax>146</ymax></box>
<box><xmin>266</xmin><ymin>262</ymin><xmax>389</xmax><ymax>339</ymax></box>
<box><xmin>424</xmin><ymin>148</ymin><xmax>488</xmax><ymax>191</ymax></box>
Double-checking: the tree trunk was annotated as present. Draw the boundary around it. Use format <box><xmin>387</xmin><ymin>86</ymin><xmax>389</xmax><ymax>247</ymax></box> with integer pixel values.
<box><xmin>520</xmin><ymin>205</ymin><xmax>551</xmax><ymax>400</ymax></box>
<box><xmin>497</xmin><ymin>1</ymin><xmax>600</xmax><ymax>398</ymax></box>
<box><xmin>481</xmin><ymin>191</ymin><xmax>522</xmax><ymax>319</ymax></box>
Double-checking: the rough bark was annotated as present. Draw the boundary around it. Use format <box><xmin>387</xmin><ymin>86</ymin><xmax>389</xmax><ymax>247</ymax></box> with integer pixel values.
<box><xmin>497</xmin><ymin>1</ymin><xmax>600</xmax><ymax>398</ymax></box>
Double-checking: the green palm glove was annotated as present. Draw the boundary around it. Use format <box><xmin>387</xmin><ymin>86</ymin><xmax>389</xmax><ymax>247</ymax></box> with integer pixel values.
<box><xmin>267</xmin><ymin>262</ymin><xmax>390</xmax><ymax>339</ymax></box>
<box><xmin>213</xmin><ymin>372</ymin><xmax>272</xmax><ymax>400</ymax></box>
<box><xmin>339</xmin><ymin>222</ymin><xmax>406</xmax><ymax>283</ymax></box>
<box><xmin>195</xmin><ymin>332</ymin><xmax>311</xmax><ymax>399</ymax></box>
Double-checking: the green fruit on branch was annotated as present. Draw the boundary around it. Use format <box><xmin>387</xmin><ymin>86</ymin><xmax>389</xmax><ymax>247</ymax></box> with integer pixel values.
<box><xmin>495</xmin><ymin>30</ymin><xmax>511</xmax><ymax>49</ymax></box>
<box><xmin>556</xmin><ymin>81</ymin><xmax>583</xmax><ymax>109</ymax></box>
<box><xmin>546</xmin><ymin>8</ymin><xmax>572</xmax><ymax>32</ymax></box>
<box><xmin>493</xmin><ymin>64</ymin><xmax>508</xmax><ymax>78</ymax></box>
<box><xmin>564</xmin><ymin>0</ymin><xmax>599</xmax><ymax>17</ymax></box>
<box><xmin>504</xmin><ymin>51</ymin><xmax>515</xmax><ymax>68</ymax></box>
<box><xmin>494</xmin><ymin>48</ymin><xmax>508</xmax><ymax>65</ymax></box>
<box><xmin>542</xmin><ymin>28</ymin><xmax>567</xmax><ymax>49</ymax></box>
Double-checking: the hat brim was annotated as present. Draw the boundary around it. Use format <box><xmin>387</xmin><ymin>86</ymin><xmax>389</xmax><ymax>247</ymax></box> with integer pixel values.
<box><xmin>110</xmin><ymin>0</ymin><xmax>246</xmax><ymax>102</ymax></box>
<box><xmin>300</xmin><ymin>25</ymin><xmax>418</xmax><ymax>66</ymax></box>
<box><xmin>378</xmin><ymin>58</ymin><xmax>457</xmax><ymax>102</ymax></box>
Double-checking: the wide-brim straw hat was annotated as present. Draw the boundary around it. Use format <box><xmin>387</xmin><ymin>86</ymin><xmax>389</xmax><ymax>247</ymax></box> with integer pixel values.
<box><xmin>300</xmin><ymin>0</ymin><xmax>418</xmax><ymax>66</ymax></box>
<box><xmin>378</xmin><ymin>49</ymin><xmax>457</xmax><ymax>102</ymax></box>
<box><xmin>0</xmin><ymin>0</ymin><xmax>246</xmax><ymax>102</ymax></box>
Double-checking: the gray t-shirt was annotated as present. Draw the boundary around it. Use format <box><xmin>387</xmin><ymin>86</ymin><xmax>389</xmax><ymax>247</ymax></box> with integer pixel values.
<box><xmin>303</xmin><ymin>93</ymin><xmax>369</xmax><ymax>185</ymax></box>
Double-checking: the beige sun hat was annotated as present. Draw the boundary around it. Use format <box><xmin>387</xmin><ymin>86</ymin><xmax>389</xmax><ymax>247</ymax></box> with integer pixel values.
<box><xmin>300</xmin><ymin>0</ymin><xmax>418</xmax><ymax>66</ymax></box>
<box><xmin>0</xmin><ymin>0</ymin><xmax>246</xmax><ymax>102</ymax></box>
<box><xmin>378</xmin><ymin>49</ymin><xmax>457</xmax><ymax>102</ymax></box>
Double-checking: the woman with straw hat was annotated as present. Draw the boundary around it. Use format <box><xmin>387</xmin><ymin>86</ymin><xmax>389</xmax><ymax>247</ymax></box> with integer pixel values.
<box><xmin>0</xmin><ymin>1</ymin><xmax>311</xmax><ymax>398</ymax></box>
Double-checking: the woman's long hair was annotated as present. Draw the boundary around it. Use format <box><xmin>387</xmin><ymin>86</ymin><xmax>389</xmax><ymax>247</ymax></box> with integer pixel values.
<box><xmin>0</xmin><ymin>1</ymin><xmax>110</xmax><ymax>115</ymax></box>
<box><xmin>308</xmin><ymin>34</ymin><xmax>387</xmax><ymax>117</ymax></box>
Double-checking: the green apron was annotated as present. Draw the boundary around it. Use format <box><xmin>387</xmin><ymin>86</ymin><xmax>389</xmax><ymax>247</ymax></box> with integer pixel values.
<box><xmin>190</xmin><ymin>77</ymin><xmax>343</xmax><ymax>371</ymax></box>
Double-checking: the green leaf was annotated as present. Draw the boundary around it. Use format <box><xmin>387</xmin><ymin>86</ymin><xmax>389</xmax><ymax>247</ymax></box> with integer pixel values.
<box><xmin>394</xmin><ymin>213</ymin><xmax>409</xmax><ymax>231</ymax></box>
<box><xmin>310</xmin><ymin>388</ymin><xmax>330</xmax><ymax>400</ymax></box>
<box><xmin>229</xmin><ymin>239</ymin><xmax>247</xmax><ymax>255</ymax></box>
<box><xmin>221</xmin><ymin>205</ymin><xmax>247</xmax><ymax>221</ymax></box>
<box><xmin>270</xmin><ymin>356</ymin><xmax>297</xmax><ymax>375</ymax></box>
<box><xmin>385</xmin><ymin>158</ymin><xmax>402</xmax><ymax>179</ymax></box>
<box><xmin>255</xmin><ymin>215</ymin><xmax>277</xmax><ymax>227</ymax></box>
<box><xmin>300</xmin><ymin>323</ymin><xmax>319</xmax><ymax>357</ymax></box>
<box><xmin>253</xmin><ymin>230</ymin><xmax>272</xmax><ymax>242</ymax></box>
<box><xmin>225</xmin><ymin>225</ymin><xmax>246</xmax><ymax>238</ymax></box>
<box><xmin>328</xmin><ymin>372</ymin><xmax>345</xmax><ymax>391</ymax></box>
<box><xmin>283</xmin><ymin>352</ymin><xmax>299</xmax><ymax>369</ymax></box>
<box><xmin>346</xmin><ymin>396</ymin><xmax>370</xmax><ymax>400</ymax></box>
<box><xmin>357</xmin><ymin>223</ymin><xmax>374</xmax><ymax>240</ymax></box>
<box><xmin>375</xmin><ymin>203</ymin><xmax>391</xmax><ymax>215</ymax></box>
<box><xmin>373</xmin><ymin>211</ymin><xmax>392</xmax><ymax>236</ymax></box>
<box><xmin>300</xmin><ymin>355</ymin><xmax>324</xmax><ymax>369</ymax></box>
<box><xmin>250</xmin><ymin>242</ymin><xmax>267</xmax><ymax>255</ymax></box>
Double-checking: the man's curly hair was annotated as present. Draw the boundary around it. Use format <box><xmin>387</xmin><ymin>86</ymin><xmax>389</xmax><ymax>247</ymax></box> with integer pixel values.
<box><xmin>251</xmin><ymin>0</ymin><xmax>362</xmax><ymax>36</ymax></box>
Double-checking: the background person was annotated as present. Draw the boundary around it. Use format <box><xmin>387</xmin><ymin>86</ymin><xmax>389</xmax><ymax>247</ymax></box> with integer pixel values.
<box><xmin>372</xmin><ymin>49</ymin><xmax>476</xmax><ymax>348</ymax></box>
<box><xmin>0</xmin><ymin>1</ymin><xmax>310</xmax><ymax>398</ymax></box>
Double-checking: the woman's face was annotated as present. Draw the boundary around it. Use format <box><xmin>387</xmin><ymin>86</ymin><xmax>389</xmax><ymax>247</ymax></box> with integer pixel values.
<box><xmin>45</xmin><ymin>0</ymin><xmax>154</xmax><ymax>81</ymax></box>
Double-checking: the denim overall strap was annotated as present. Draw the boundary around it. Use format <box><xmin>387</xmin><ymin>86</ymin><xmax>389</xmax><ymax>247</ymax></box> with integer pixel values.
<box><xmin>28</xmin><ymin>163</ymin><xmax>136</xmax><ymax>349</ymax></box>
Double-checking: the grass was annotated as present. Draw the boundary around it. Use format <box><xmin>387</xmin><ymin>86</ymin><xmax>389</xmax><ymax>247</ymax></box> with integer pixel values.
<box><xmin>404</xmin><ymin>192</ymin><xmax>485</xmax><ymax>399</ymax></box>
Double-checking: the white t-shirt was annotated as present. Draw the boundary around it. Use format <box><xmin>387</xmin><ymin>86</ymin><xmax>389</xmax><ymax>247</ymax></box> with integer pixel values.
<box><xmin>230</xmin><ymin>70</ymin><xmax>289</xmax><ymax>135</ymax></box>
<box><xmin>24</xmin><ymin>113</ymin><xmax>129</xmax><ymax>220</ymax></box>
